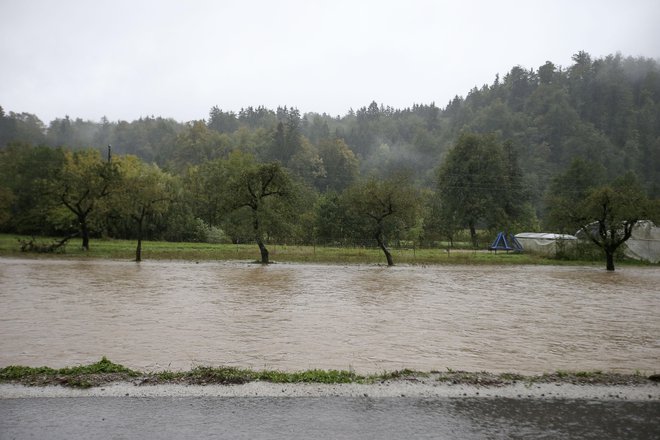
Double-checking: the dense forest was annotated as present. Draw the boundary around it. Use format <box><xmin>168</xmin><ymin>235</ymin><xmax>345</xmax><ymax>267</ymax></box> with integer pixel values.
<box><xmin>1</xmin><ymin>52</ymin><xmax>659</xmax><ymax>261</ymax></box>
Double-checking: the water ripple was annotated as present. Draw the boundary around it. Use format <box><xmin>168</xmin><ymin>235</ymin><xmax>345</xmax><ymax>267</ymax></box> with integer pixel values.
<box><xmin>0</xmin><ymin>258</ymin><xmax>658</xmax><ymax>374</ymax></box>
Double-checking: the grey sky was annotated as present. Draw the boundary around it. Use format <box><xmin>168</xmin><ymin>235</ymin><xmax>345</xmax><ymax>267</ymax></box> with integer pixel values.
<box><xmin>1</xmin><ymin>0</ymin><xmax>659</xmax><ymax>124</ymax></box>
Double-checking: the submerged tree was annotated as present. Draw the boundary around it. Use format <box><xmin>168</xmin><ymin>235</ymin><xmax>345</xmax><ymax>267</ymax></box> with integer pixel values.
<box><xmin>574</xmin><ymin>173</ymin><xmax>652</xmax><ymax>271</ymax></box>
<box><xmin>228</xmin><ymin>159</ymin><xmax>294</xmax><ymax>264</ymax></box>
<box><xmin>343</xmin><ymin>174</ymin><xmax>419</xmax><ymax>266</ymax></box>
<box><xmin>115</xmin><ymin>156</ymin><xmax>173</xmax><ymax>261</ymax></box>
<box><xmin>545</xmin><ymin>161</ymin><xmax>655</xmax><ymax>270</ymax></box>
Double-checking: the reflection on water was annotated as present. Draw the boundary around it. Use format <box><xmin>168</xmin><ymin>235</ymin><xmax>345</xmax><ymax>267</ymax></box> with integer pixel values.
<box><xmin>0</xmin><ymin>257</ymin><xmax>658</xmax><ymax>373</ymax></box>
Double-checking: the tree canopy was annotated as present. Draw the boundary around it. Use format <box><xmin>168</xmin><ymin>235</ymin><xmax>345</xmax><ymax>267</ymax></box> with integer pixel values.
<box><xmin>572</xmin><ymin>174</ymin><xmax>651</xmax><ymax>270</ymax></box>
<box><xmin>1</xmin><ymin>52</ymin><xmax>659</xmax><ymax>265</ymax></box>
<box><xmin>342</xmin><ymin>174</ymin><xmax>420</xmax><ymax>265</ymax></box>
<box><xmin>435</xmin><ymin>133</ymin><xmax>531</xmax><ymax>247</ymax></box>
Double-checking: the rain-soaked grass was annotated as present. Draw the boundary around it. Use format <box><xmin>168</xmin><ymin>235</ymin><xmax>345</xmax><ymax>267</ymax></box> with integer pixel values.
<box><xmin>0</xmin><ymin>358</ymin><xmax>655</xmax><ymax>389</ymax></box>
<box><xmin>156</xmin><ymin>366</ymin><xmax>364</xmax><ymax>385</ymax></box>
<box><xmin>0</xmin><ymin>233</ymin><xmax>615</xmax><ymax>266</ymax></box>
<box><xmin>0</xmin><ymin>357</ymin><xmax>140</xmax><ymax>388</ymax></box>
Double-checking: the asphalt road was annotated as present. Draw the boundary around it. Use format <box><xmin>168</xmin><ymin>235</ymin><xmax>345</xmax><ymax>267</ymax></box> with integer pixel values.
<box><xmin>1</xmin><ymin>396</ymin><xmax>659</xmax><ymax>440</ymax></box>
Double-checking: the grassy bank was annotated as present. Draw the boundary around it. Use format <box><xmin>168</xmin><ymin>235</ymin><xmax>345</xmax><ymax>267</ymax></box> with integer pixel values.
<box><xmin>0</xmin><ymin>233</ymin><xmax>608</xmax><ymax>266</ymax></box>
<box><xmin>0</xmin><ymin>358</ymin><xmax>656</xmax><ymax>389</ymax></box>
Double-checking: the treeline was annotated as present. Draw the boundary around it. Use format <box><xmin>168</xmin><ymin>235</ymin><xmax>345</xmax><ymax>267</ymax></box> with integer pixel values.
<box><xmin>0</xmin><ymin>52</ymin><xmax>659</xmax><ymax>262</ymax></box>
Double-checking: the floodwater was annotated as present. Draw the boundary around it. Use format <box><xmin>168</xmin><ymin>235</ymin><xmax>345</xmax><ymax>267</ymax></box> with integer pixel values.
<box><xmin>0</xmin><ymin>257</ymin><xmax>658</xmax><ymax>374</ymax></box>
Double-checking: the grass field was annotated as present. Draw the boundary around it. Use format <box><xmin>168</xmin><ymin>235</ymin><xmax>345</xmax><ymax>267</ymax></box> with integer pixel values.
<box><xmin>0</xmin><ymin>233</ymin><xmax>612</xmax><ymax>266</ymax></box>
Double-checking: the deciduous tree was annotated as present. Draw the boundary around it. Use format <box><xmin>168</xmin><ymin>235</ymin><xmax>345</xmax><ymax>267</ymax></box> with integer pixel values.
<box><xmin>115</xmin><ymin>156</ymin><xmax>173</xmax><ymax>261</ymax></box>
<box><xmin>0</xmin><ymin>144</ymin><xmax>65</xmax><ymax>234</ymax></box>
<box><xmin>342</xmin><ymin>174</ymin><xmax>419</xmax><ymax>266</ymax></box>
<box><xmin>573</xmin><ymin>173</ymin><xmax>652</xmax><ymax>271</ymax></box>
<box><xmin>53</xmin><ymin>149</ymin><xmax>118</xmax><ymax>250</ymax></box>
<box><xmin>227</xmin><ymin>159</ymin><xmax>294</xmax><ymax>264</ymax></box>
<box><xmin>435</xmin><ymin>133</ymin><xmax>526</xmax><ymax>247</ymax></box>
<box><xmin>317</xmin><ymin>138</ymin><xmax>359</xmax><ymax>192</ymax></box>
<box><xmin>544</xmin><ymin>158</ymin><xmax>605</xmax><ymax>232</ymax></box>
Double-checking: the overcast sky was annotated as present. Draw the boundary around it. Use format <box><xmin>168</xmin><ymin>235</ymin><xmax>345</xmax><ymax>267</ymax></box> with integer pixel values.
<box><xmin>1</xmin><ymin>0</ymin><xmax>659</xmax><ymax>124</ymax></box>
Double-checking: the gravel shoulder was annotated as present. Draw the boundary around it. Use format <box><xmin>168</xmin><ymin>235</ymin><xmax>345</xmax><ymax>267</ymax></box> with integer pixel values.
<box><xmin>3</xmin><ymin>360</ymin><xmax>658</xmax><ymax>400</ymax></box>
<box><xmin>2</xmin><ymin>377</ymin><xmax>658</xmax><ymax>401</ymax></box>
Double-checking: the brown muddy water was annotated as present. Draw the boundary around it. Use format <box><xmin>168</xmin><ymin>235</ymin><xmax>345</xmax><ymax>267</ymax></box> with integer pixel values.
<box><xmin>0</xmin><ymin>257</ymin><xmax>658</xmax><ymax>374</ymax></box>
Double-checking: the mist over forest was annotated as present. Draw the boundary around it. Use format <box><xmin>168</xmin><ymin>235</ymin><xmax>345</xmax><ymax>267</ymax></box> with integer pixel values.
<box><xmin>1</xmin><ymin>52</ymin><xmax>659</xmax><ymax>251</ymax></box>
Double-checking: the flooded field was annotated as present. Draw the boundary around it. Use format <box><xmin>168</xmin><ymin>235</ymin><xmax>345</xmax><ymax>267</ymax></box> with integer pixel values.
<box><xmin>0</xmin><ymin>257</ymin><xmax>658</xmax><ymax>374</ymax></box>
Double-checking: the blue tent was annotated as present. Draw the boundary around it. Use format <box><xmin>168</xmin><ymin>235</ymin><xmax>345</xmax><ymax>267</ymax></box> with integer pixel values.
<box><xmin>489</xmin><ymin>232</ymin><xmax>523</xmax><ymax>252</ymax></box>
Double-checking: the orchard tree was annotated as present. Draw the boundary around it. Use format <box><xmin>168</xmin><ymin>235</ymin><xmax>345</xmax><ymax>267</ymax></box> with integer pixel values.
<box><xmin>53</xmin><ymin>149</ymin><xmax>118</xmax><ymax>250</ymax></box>
<box><xmin>343</xmin><ymin>174</ymin><xmax>419</xmax><ymax>266</ymax></box>
<box><xmin>573</xmin><ymin>173</ymin><xmax>652</xmax><ymax>271</ymax></box>
<box><xmin>115</xmin><ymin>156</ymin><xmax>173</xmax><ymax>261</ymax></box>
<box><xmin>227</xmin><ymin>158</ymin><xmax>294</xmax><ymax>264</ymax></box>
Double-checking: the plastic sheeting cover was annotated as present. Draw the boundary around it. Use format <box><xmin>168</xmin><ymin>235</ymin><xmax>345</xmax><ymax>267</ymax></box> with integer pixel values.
<box><xmin>624</xmin><ymin>221</ymin><xmax>660</xmax><ymax>263</ymax></box>
<box><xmin>514</xmin><ymin>233</ymin><xmax>577</xmax><ymax>256</ymax></box>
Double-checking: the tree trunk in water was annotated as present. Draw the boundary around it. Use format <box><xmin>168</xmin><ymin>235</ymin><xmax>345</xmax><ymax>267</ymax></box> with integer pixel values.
<box><xmin>136</xmin><ymin>237</ymin><xmax>142</xmax><ymax>262</ymax></box>
<box><xmin>135</xmin><ymin>216</ymin><xmax>143</xmax><ymax>262</ymax></box>
<box><xmin>257</xmin><ymin>237</ymin><xmax>269</xmax><ymax>264</ymax></box>
<box><xmin>382</xmin><ymin>244</ymin><xmax>394</xmax><ymax>267</ymax></box>
<box><xmin>253</xmin><ymin>210</ymin><xmax>269</xmax><ymax>264</ymax></box>
<box><xmin>80</xmin><ymin>220</ymin><xmax>90</xmax><ymax>251</ymax></box>
<box><xmin>605</xmin><ymin>249</ymin><xmax>615</xmax><ymax>271</ymax></box>
<box><xmin>375</xmin><ymin>231</ymin><xmax>394</xmax><ymax>266</ymax></box>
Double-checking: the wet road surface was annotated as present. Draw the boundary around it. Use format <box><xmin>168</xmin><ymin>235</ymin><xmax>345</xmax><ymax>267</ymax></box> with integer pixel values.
<box><xmin>1</xmin><ymin>396</ymin><xmax>659</xmax><ymax>439</ymax></box>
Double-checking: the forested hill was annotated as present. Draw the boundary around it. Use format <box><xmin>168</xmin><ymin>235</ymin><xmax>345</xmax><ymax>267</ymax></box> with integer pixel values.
<box><xmin>1</xmin><ymin>51</ymin><xmax>659</xmax><ymax>201</ymax></box>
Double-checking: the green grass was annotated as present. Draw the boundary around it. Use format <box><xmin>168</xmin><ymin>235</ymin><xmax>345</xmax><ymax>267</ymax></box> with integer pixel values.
<box><xmin>0</xmin><ymin>233</ymin><xmax>603</xmax><ymax>266</ymax></box>
<box><xmin>0</xmin><ymin>234</ymin><xmax>260</xmax><ymax>261</ymax></box>
<box><xmin>0</xmin><ymin>359</ymin><xmax>368</xmax><ymax>387</ymax></box>
<box><xmin>3</xmin><ymin>233</ymin><xmax>654</xmax><ymax>268</ymax></box>
<box><xmin>0</xmin><ymin>358</ymin><xmax>653</xmax><ymax>388</ymax></box>
<box><xmin>57</xmin><ymin>356</ymin><xmax>138</xmax><ymax>376</ymax></box>
<box><xmin>171</xmin><ymin>366</ymin><xmax>363</xmax><ymax>385</ymax></box>
<box><xmin>0</xmin><ymin>365</ymin><xmax>58</xmax><ymax>380</ymax></box>
<box><xmin>0</xmin><ymin>356</ymin><xmax>137</xmax><ymax>379</ymax></box>
<box><xmin>0</xmin><ymin>357</ymin><xmax>140</xmax><ymax>388</ymax></box>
